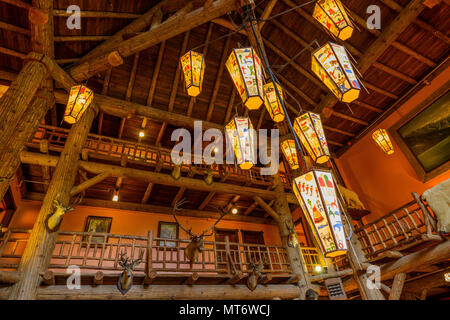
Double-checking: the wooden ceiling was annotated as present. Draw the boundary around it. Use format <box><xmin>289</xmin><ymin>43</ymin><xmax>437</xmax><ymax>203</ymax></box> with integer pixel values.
<box><xmin>0</xmin><ymin>0</ymin><xmax>449</xmax><ymax>222</ymax></box>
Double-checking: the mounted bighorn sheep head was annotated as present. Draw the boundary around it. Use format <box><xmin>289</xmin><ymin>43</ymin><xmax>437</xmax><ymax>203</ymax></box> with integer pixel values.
<box><xmin>45</xmin><ymin>194</ymin><xmax>82</xmax><ymax>233</ymax></box>
<box><xmin>247</xmin><ymin>256</ymin><xmax>267</xmax><ymax>291</ymax></box>
<box><xmin>172</xmin><ymin>199</ymin><xmax>227</xmax><ymax>269</ymax></box>
<box><xmin>286</xmin><ymin>221</ymin><xmax>299</xmax><ymax>248</ymax></box>
<box><xmin>118</xmin><ymin>249</ymin><xmax>144</xmax><ymax>295</ymax></box>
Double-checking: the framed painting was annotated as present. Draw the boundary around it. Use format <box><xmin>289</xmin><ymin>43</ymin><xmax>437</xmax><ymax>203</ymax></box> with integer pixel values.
<box><xmin>83</xmin><ymin>216</ymin><xmax>112</xmax><ymax>244</ymax></box>
<box><xmin>158</xmin><ymin>221</ymin><xmax>179</xmax><ymax>249</ymax></box>
<box><xmin>391</xmin><ymin>84</ymin><xmax>450</xmax><ymax>182</ymax></box>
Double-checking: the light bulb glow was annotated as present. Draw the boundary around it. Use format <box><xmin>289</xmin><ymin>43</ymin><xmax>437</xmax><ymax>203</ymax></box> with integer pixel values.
<box><xmin>314</xmin><ymin>265</ymin><xmax>322</xmax><ymax>273</ymax></box>
<box><xmin>139</xmin><ymin>131</ymin><xmax>145</xmax><ymax>138</ymax></box>
<box><xmin>112</xmin><ymin>195</ymin><xmax>119</xmax><ymax>202</ymax></box>
<box><xmin>231</xmin><ymin>208</ymin><xmax>238</xmax><ymax>215</ymax></box>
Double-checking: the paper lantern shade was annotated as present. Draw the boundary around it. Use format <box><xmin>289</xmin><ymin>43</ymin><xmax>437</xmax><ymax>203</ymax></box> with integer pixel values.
<box><xmin>294</xmin><ymin>112</ymin><xmax>330</xmax><ymax>164</ymax></box>
<box><xmin>313</xmin><ymin>0</ymin><xmax>354</xmax><ymax>41</ymax></box>
<box><xmin>293</xmin><ymin>170</ymin><xmax>348</xmax><ymax>258</ymax></box>
<box><xmin>372</xmin><ymin>129</ymin><xmax>394</xmax><ymax>155</ymax></box>
<box><xmin>64</xmin><ymin>85</ymin><xmax>94</xmax><ymax>124</ymax></box>
<box><xmin>312</xmin><ymin>42</ymin><xmax>360</xmax><ymax>103</ymax></box>
<box><xmin>180</xmin><ymin>50</ymin><xmax>205</xmax><ymax>97</ymax></box>
<box><xmin>225</xmin><ymin>116</ymin><xmax>257</xmax><ymax>170</ymax></box>
<box><xmin>264</xmin><ymin>82</ymin><xmax>285</xmax><ymax>122</ymax></box>
<box><xmin>226</xmin><ymin>47</ymin><xmax>264</xmax><ymax>110</ymax></box>
<box><xmin>281</xmin><ymin>139</ymin><xmax>300</xmax><ymax>170</ymax></box>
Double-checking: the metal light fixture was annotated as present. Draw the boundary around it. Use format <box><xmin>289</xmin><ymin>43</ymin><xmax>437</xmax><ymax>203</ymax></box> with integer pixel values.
<box><xmin>312</xmin><ymin>42</ymin><xmax>360</xmax><ymax>103</ymax></box>
<box><xmin>225</xmin><ymin>116</ymin><xmax>257</xmax><ymax>170</ymax></box>
<box><xmin>372</xmin><ymin>129</ymin><xmax>394</xmax><ymax>155</ymax></box>
<box><xmin>171</xmin><ymin>164</ymin><xmax>181</xmax><ymax>180</ymax></box>
<box><xmin>204</xmin><ymin>170</ymin><xmax>214</xmax><ymax>185</ymax></box>
<box><xmin>294</xmin><ymin>112</ymin><xmax>330</xmax><ymax>164</ymax></box>
<box><xmin>64</xmin><ymin>85</ymin><xmax>94</xmax><ymax>124</ymax></box>
<box><xmin>112</xmin><ymin>189</ymin><xmax>119</xmax><ymax>202</ymax></box>
<box><xmin>281</xmin><ymin>139</ymin><xmax>300</xmax><ymax>170</ymax></box>
<box><xmin>264</xmin><ymin>81</ymin><xmax>285</xmax><ymax>122</ymax></box>
<box><xmin>313</xmin><ymin>0</ymin><xmax>354</xmax><ymax>41</ymax></box>
<box><xmin>293</xmin><ymin>170</ymin><xmax>348</xmax><ymax>258</ymax></box>
<box><xmin>226</xmin><ymin>47</ymin><xmax>264</xmax><ymax>110</ymax></box>
<box><xmin>180</xmin><ymin>50</ymin><xmax>205</xmax><ymax>97</ymax></box>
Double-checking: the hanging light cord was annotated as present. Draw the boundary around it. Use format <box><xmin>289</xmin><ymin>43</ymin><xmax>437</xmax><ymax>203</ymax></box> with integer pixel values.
<box><xmin>247</xmin><ymin>10</ymin><xmax>310</xmax><ymax>172</ymax></box>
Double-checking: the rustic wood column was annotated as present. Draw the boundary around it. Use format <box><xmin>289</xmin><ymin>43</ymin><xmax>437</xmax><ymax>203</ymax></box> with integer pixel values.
<box><xmin>272</xmin><ymin>174</ymin><xmax>312</xmax><ymax>300</ymax></box>
<box><xmin>0</xmin><ymin>52</ymin><xmax>51</xmax><ymax>147</ymax></box>
<box><xmin>8</xmin><ymin>102</ymin><xmax>98</xmax><ymax>300</ymax></box>
<box><xmin>0</xmin><ymin>89</ymin><xmax>55</xmax><ymax>202</ymax></box>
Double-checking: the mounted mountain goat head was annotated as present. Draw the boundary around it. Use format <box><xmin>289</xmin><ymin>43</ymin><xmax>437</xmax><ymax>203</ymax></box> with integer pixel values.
<box><xmin>286</xmin><ymin>221</ymin><xmax>299</xmax><ymax>248</ymax></box>
<box><xmin>247</xmin><ymin>256</ymin><xmax>267</xmax><ymax>291</ymax></box>
<box><xmin>172</xmin><ymin>199</ymin><xmax>227</xmax><ymax>269</ymax></box>
<box><xmin>118</xmin><ymin>249</ymin><xmax>144</xmax><ymax>295</ymax></box>
<box><xmin>45</xmin><ymin>194</ymin><xmax>82</xmax><ymax>233</ymax></box>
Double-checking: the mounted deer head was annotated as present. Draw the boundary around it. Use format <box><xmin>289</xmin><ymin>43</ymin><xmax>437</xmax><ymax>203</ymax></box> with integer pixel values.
<box><xmin>172</xmin><ymin>199</ymin><xmax>227</xmax><ymax>269</ymax></box>
<box><xmin>117</xmin><ymin>249</ymin><xmax>144</xmax><ymax>295</ymax></box>
<box><xmin>247</xmin><ymin>255</ymin><xmax>267</xmax><ymax>291</ymax></box>
<box><xmin>45</xmin><ymin>194</ymin><xmax>82</xmax><ymax>233</ymax></box>
<box><xmin>285</xmin><ymin>221</ymin><xmax>299</xmax><ymax>248</ymax></box>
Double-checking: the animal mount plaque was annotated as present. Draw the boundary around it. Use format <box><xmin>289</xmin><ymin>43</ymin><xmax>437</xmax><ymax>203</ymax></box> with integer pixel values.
<box><xmin>45</xmin><ymin>195</ymin><xmax>82</xmax><ymax>233</ymax></box>
<box><xmin>118</xmin><ymin>249</ymin><xmax>144</xmax><ymax>295</ymax></box>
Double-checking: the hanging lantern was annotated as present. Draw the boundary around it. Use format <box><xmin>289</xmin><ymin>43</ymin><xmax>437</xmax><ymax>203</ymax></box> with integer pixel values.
<box><xmin>313</xmin><ymin>0</ymin><xmax>354</xmax><ymax>41</ymax></box>
<box><xmin>312</xmin><ymin>42</ymin><xmax>360</xmax><ymax>103</ymax></box>
<box><xmin>226</xmin><ymin>47</ymin><xmax>264</xmax><ymax>110</ymax></box>
<box><xmin>264</xmin><ymin>82</ymin><xmax>285</xmax><ymax>122</ymax></box>
<box><xmin>281</xmin><ymin>139</ymin><xmax>300</xmax><ymax>170</ymax></box>
<box><xmin>372</xmin><ymin>129</ymin><xmax>394</xmax><ymax>155</ymax></box>
<box><xmin>294</xmin><ymin>112</ymin><xmax>330</xmax><ymax>164</ymax></box>
<box><xmin>64</xmin><ymin>85</ymin><xmax>94</xmax><ymax>124</ymax></box>
<box><xmin>293</xmin><ymin>170</ymin><xmax>348</xmax><ymax>258</ymax></box>
<box><xmin>180</xmin><ymin>50</ymin><xmax>205</xmax><ymax>97</ymax></box>
<box><xmin>225</xmin><ymin>116</ymin><xmax>256</xmax><ymax>170</ymax></box>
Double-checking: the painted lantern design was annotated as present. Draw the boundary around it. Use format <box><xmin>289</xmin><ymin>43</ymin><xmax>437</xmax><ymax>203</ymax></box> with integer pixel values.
<box><xmin>225</xmin><ymin>116</ymin><xmax>257</xmax><ymax>170</ymax></box>
<box><xmin>372</xmin><ymin>129</ymin><xmax>394</xmax><ymax>155</ymax></box>
<box><xmin>294</xmin><ymin>112</ymin><xmax>330</xmax><ymax>164</ymax></box>
<box><xmin>264</xmin><ymin>82</ymin><xmax>285</xmax><ymax>122</ymax></box>
<box><xmin>180</xmin><ymin>50</ymin><xmax>205</xmax><ymax>97</ymax></box>
<box><xmin>293</xmin><ymin>170</ymin><xmax>348</xmax><ymax>258</ymax></box>
<box><xmin>226</xmin><ymin>47</ymin><xmax>264</xmax><ymax>110</ymax></box>
<box><xmin>313</xmin><ymin>0</ymin><xmax>354</xmax><ymax>41</ymax></box>
<box><xmin>312</xmin><ymin>42</ymin><xmax>360</xmax><ymax>103</ymax></box>
<box><xmin>281</xmin><ymin>139</ymin><xmax>300</xmax><ymax>170</ymax></box>
<box><xmin>64</xmin><ymin>85</ymin><xmax>94</xmax><ymax>124</ymax></box>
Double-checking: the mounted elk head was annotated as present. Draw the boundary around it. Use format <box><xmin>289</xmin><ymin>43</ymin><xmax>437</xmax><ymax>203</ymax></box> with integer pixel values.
<box><xmin>285</xmin><ymin>221</ymin><xmax>299</xmax><ymax>248</ymax></box>
<box><xmin>45</xmin><ymin>194</ymin><xmax>82</xmax><ymax>233</ymax></box>
<box><xmin>117</xmin><ymin>249</ymin><xmax>144</xmax><ymax>295</ymax></box>
<box><xmin>172</xmin><ymin>199</ymin><xmax>227</xmax><ymax>269</ymax></box>
<box><xmin>247</xmin><ymin>256</ymin><xmax>267</xmax><ymax>291</ymax></box>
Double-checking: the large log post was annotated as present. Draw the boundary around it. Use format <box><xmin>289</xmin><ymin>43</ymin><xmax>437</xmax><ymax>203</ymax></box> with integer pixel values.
<box><xmin>8</xmin><ymin>103</ymin><xmax>98</xmax><ymax>300</ymax></box>
<box><xmin>0</xmin><ymin>52</ymin><xmax>51</xmax><ymax>147</ymax></box>
<box><xmin>272</xmin><ymin>174</ymin><xmax>312</xmax><ymax>299</ymax></box>
<box><xmin>0</xmin><ymin>89</ymin><xmax>55</xmax><ymax>201</ymax></box>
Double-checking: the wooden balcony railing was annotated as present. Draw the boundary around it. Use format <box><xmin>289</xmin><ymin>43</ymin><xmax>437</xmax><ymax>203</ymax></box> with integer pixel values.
<box><xmin>1</xmin><ymin>230</ymin><xmax>316</xmax><ymax>276</ymax></box>
<box><xmin>27</xmin><ymin>125</ymin><xmax>292</xmax><ymax>188</ymax></box>
<box><xmin>354</xmin><ymin>192</ymin><xmax>439</xmax><ymax>260</ymax></box>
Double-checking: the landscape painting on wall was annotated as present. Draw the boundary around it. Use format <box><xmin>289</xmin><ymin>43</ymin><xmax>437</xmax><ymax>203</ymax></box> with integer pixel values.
<box><xmin>397</xmin><ymin>90</ymin><xmax>450</xmax><ymax>172</ymax></box>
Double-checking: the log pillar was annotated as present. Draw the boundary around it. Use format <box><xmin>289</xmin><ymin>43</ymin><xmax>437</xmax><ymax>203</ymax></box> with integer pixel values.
<box><xmin>0</xmin><ymin>89</ymin><xmax>55</xmax><ymax>201</ymax></box>
<box><xmin>272</xmin><ymin>174</ymin><xmax>312</xmax><ymax>300</ymax></box>
<box><xmin>0</xmin><ymin>52</ymin><xmax>52</xmax><ymax>147</ymax></box>
<box><xmin>8</xmin><ymin>102</ymin><xmax>98</xmax><ymax>300</ymax></box>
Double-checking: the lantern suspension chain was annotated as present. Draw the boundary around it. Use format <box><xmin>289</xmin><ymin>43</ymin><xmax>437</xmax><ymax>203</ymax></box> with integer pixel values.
<box><xmin>247</xmin><ymin>9</ymin><xmax>310</xmax><ymax>172</ymax></box>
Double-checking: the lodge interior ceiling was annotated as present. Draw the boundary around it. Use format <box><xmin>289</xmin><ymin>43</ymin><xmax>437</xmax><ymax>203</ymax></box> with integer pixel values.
<box><xmin>0</xmin><ymin>0</ymin><xmax>448</xmax><ymax>222</ymax></box>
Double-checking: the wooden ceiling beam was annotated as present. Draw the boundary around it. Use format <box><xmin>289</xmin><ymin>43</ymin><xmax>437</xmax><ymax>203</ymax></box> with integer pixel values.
<box><xmin>315</xmin><ymin>0</ymin><xmax>427</xmax><ymax>117</ymax></box>
<box><xmin>330</xmin><ymin>111</ymin><xmax>369</xmax><ymax>126</ymax></box>
<box><xmin>53</xmin><ymin>10</ymin><xmax>141</xmax><ymax>19</ymax></box>
<box><xmin>68</xmin><ymin>0</ymin><xmax>242</xmax><ymax>81</ymax></box>
<box><xmin>25</xmin><ymin>192</ymin><xmax>276</xmax><ymax>225</ymax></box>
<box><xmin>323</xmin><ymin>125</ymin><xmax>355</xmax><ymax>137</ymax></box>
<box><xmin>97</xmin><ymin>69</ymin><xmax>112</xmax><ymax>135</ymax></box>
<box><xmin>258</xmin><ymin>0</ymin><xmax>278</xmax><ymax>30</ymax></box>
<box><xmin>155</xmin><ymin>30</ymin><xmax>191</xmax><ymax>145</ymax></box>
<box><xmin>206</xmin><ymin>35</ymin><xmax>232</xmax><ymax>122</ymax></box>
<box><xmin>0</xmin><ymin>21</ymin><xmax>30</xmax><ymax>36</ymax></box>
<box><xmin>20</xmin><ymin>151</ymin><xmax>298</xmax><ymax>203</ymax></box>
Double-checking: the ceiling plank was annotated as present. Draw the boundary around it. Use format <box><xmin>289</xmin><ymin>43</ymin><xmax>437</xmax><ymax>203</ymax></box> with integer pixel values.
<box><xmin>68</xmin><ymin>0</ymin><xmax>242</xmax><ymax>81</ymax></box>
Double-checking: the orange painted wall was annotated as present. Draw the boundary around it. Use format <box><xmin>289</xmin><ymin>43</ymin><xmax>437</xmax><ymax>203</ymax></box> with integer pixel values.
<box><xmin>336</xmin><ymin>67</ymin><xmax>450</xmax><ymax>222</ymax></box>
<box><xmin>9</xmin><ymin>200</ymin><xmax>286</xmax><ymax>245</ymax></box>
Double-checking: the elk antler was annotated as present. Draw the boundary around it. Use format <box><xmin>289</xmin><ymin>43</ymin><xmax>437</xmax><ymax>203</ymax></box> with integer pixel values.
<box><xmin>200</xmin><ymin>205</ymin><xmax>228</xmax><ymax>237</ymax></box>
<box><xmin>172</xmin><ymin>199</ymin><xmax>194</xmax><ymax>237</ymax></box>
